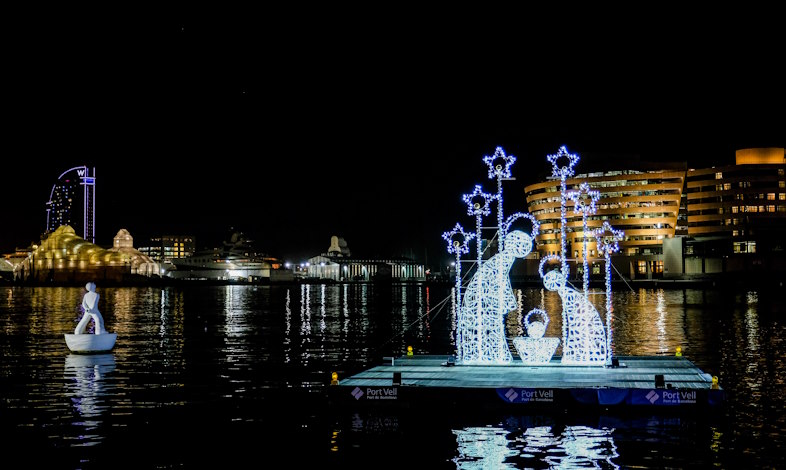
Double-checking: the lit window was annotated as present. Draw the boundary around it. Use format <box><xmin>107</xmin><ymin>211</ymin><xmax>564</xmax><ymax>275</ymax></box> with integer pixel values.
<box><xmin>768</xmin><ymin>205</ymin><xmax>776</xmax><ymax>212</ymax></box>
<box><xmin>715</xmin><ymin>172</ymin><xmax>723</xmax><ymax>179</ymax></box>
<box><xmin>780</xmin><ymin>181</ymin><xmax>785</xmax><ymax>188</ymax></box>
<box><xmin>731</xmin><ymin>206</ymin><xmax>739</xmax><ymax>213</ymax></box>
<box><xmin>723</xmin><ymin>183</ymin><xmax>731</xmax><ymax>190</ymax></box>
<box><xmin>733</xmin><ymin>241</ymin><xmax>757</xmax><ymax>254</ymax></box>
<box><xmin>637</xmin><ymin>260</ymin><xmax>647</xmax><ymax>274</ymax></box>
<box><xmin>768</xmin><ymin>193</ymin><xmax>776</xmax><ymax>200</ymax></box>
<box><xmin>651</xmin><ymin>260</ymin><xmax>664</xmax><ymax>273</ymax></box>
<box><xmin>780</xmin><ymin>193</ymin><xmax>785</xmax><ymax>200</ymax></box>
<box><xmin>732</xmin><ymin>230</ymin><xmax>739</xmax><ymax>237</ymax></box>
<box><xmin>779</xmin><ymin>169</ymin><xmax>785</xmax><ymax>176</ymax></box>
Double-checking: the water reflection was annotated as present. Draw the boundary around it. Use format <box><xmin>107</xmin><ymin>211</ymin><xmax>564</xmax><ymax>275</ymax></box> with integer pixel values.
<box><xmin>63</xmin><ymin>353</ymin><xmax>116</xmax><ymax>446</ymax></box>
<box><xmin>453</xmin><ymin>426</ymin><xmax>515</xmax><ymax>468</ymax></box>
<box><xmin>453</xmin><ymin>422</ymin><xmax>619</xmax><ymax>469</ymax></box>
<box><xmin>2</xmin><ymin>285</ymin><xmax>785</xmax><ymax>467</ymax></box>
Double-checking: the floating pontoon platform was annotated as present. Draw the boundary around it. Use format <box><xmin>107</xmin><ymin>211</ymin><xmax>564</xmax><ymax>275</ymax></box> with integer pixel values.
<box><xmin>331</xmin><ymin>355</ymin><xmax>724</xmax><ymax>409</ymax></box>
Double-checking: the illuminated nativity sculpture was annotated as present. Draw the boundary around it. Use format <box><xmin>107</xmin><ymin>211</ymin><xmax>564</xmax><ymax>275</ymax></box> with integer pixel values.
<box><xmin>444</xmin><ymin>146</ymin><xmax>623</xmax><ymax>367</ymax></box>
<box><xmin>456</xmin><ymin>229</ymin><xmax>536</xmax><ymax>364</ymax></box>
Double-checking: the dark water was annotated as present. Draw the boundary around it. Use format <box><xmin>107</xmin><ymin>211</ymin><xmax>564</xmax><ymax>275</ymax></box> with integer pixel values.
<box><xmin>1</xmin><ymin>284</ymin><xmax>784</xmax><ymax>468</ymax></box>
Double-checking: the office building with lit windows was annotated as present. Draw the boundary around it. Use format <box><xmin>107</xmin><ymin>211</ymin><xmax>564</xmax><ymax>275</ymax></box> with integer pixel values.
<box><xmin>678</xmin><ymin>147</ymin><xmax>786</xmax><ymax>276</ymax></box>
<box><xmin>139</xmin><ymin>235</ymin><xmax>196</xmax><ymax>262</ymax></box>
<box><xmin>524</xmin><ymin>148</ymin><xmax>786</xmax><ymax>280</ymax></box>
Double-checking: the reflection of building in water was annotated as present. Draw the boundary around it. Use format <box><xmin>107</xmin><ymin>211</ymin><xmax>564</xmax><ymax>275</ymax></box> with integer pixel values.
<box><xmin>64</xmin><ymin>353</ymin><xmax>115</xmax><ymax>418</ymax></box>
<box><xmin>14</xmin><ymin>226</ymin><xmax>159</xmax><ymax>282</ymax></box>
<box><xmin>307</xmin><ymin>235</ymin><xmax>425</xmax><ymax>281</ymax></box>
<box><xmin>526</xmin><ymin>148</ymin><xmax>786</xmax><ymax>280</ymax></box>
<box><xmin>453</xmin><ymin>424</ymin><xmax>619</xmax><ymax>469</ymax></box>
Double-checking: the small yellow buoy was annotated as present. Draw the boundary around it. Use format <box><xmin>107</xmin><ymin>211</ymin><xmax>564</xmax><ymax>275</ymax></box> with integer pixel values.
<box><xmin>675</xmin><ymin>346</ymin><xmax>682</xmax><ymax>357</ymax></box>
<box><xmin>331</xmin><ymin>372</ymin><xmax>339</xmax><ymax>385</ymax></box>
<box><xmin>407</xmin><ymin>346</ymin><xmax>413</xmax><ymax>357</ymax></box>
<box><xmin>711</xmin><ymin>376</ymin><xmax>719</xmax><ymax>390</ymax></box>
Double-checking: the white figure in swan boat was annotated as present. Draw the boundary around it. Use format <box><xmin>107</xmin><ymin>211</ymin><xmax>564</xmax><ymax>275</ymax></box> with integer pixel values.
<box><xmin>64</xmin><ymin>282</ymin><xmax>117</xmax><ymax>353</ymax></box>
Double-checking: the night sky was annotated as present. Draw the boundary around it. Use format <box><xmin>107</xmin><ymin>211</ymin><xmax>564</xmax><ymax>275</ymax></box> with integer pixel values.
<box><xmin>3</xmin><ymin>12</ymin><xmax>783</xmax><ymax>266</ymax></box>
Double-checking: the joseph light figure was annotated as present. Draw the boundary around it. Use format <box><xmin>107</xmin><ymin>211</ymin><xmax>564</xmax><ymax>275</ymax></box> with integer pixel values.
<box><xmin>457</xmin><ymin>230</ymin><xmax>534</xmax><ymax>364</ymax></box>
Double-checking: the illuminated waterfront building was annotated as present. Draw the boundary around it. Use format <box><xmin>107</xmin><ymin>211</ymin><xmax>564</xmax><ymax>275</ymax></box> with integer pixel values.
<box><xmin>307</xmin><ymin>236</ymin><xmax>425</xmax><ymax>281</ymax></box>
<box><xmin>525</xmin><ymin>160</ymin><xmax>685</xmax><ymax>280</ymax></box>
<box><xmin>46</xmin><ymin>166</ymin><xmax>96</xmax><ymax>243</ymax></box>
<box><xmin>679</xmin><ymin>147</ymin><xmax>786</xmax><ymax>275</ymax></box>
<box><xmin>15</xmin><ymin>226</ymin><xmax>159</xmax><ymax>283</ymax></box>
<box><xmin>525</xmin><ymin>148</ymin><xmax>786</xmax><ymax>279</ymax></box>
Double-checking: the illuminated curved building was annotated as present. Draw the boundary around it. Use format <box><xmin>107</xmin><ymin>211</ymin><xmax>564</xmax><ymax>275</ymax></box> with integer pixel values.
<box><xmin>525</xmin><ymin>148</ymin><xmax>786</xmax><ymax>279</ymax></box>
<box><xmin>525</xmin><ymin>163</ymin><xmax>686</xmax><ymax>279</ymax></box>
<box><xmin>46</xmin><ymin>166</ymin><xmax>96</xmax><ymax>242</ymax></box>
<box><xmin>15</xmin><ymin>225</ymin><xmax>158</xmax><ymax>283</ymax></box>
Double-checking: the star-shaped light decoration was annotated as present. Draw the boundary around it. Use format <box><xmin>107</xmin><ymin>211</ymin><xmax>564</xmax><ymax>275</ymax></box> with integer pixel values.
<box><xmin>593</xmin><ymin>221</ymin><xmax>624</xmax><ymax>256</ymax></box>
<box><xmin>442</xmin><ymin>223</ymin><xmax>476</xmax><ymax>255</ymax></box>
<box><xmin>483</xmin><ymin>146</ymin><xmax>516</xmax><ymax>179</ymax></box>
<box><xmin>502</xmin><ymin>212</ymin><xmax>540</xmax><ymax>238</ymax></box>
<box><xmin>547</xmin><ymin>145</ymin><xmax>580</xmax><ymax>180</ymax></box>
<box><xmin>462</xmin><ymin>185</ymin><xmax>494</xmax><ymax>217</ymax></box>
<box><xmin>567</xmin><ymin>182</ymin><xmax>600</xmax><ymax>217</ymax></box>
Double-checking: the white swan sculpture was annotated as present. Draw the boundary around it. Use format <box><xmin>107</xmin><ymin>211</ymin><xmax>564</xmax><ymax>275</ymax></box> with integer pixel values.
<box><xmin>64</xmin><ymin>282</ymin><xmax>117</xmax><ymax>353</ymax></box>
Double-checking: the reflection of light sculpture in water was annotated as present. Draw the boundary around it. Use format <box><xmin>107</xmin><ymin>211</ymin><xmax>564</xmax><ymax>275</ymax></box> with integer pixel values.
<box><xmin>453</xmin><ymin>426</ymin><xmax>515</xmax><ymax>469</ymax></box>
<box><xmin>64</xmin><ymin>354</ymin><xmax>115</xmax><ymax>419</ymax></box>
<box><xmin>453</xmin><ymin>424</ymin><xmax>619</xmax><ymax>469</ymax></box>
<box><xmin>521</xmin><ymin>425</ymin><xmax>620</xmax><ymax>469</ymax></box>
<box><xmin>540</xmin><ymin>256</ymin><xmax>607</xmax><ymax>365</ymax></box>
<box><xmin>457</xmin><ymin>230</ymin><xmax>534</xmax><ymax>364</ymax></box>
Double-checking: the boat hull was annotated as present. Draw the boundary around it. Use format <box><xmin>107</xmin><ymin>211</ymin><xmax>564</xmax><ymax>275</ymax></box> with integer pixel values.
<box><xmin>64</xmin><ymin>333</ymin><xmax>117</xmax><ymax>353</ymax></box>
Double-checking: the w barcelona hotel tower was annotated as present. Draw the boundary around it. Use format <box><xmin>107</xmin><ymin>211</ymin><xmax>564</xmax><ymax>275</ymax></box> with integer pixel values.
<box><xmin>46</xmin><ymin>165</ymin><xmax>96</xmax><ymax>243</ymax></box>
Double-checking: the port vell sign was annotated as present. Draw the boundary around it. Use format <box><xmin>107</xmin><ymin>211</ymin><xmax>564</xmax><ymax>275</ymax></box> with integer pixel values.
<box><xmin>632</xmin><ymin>389</ymin><xmax>698</xmax><ymax>405</ymax></box>
<box><xmin>497</xmin><ymin>388</ymin><xmax>555</xmax><ymax>403</ymax></box>
<box><xmin>351</xmin><ymin>386</ymin><xmax>398</xmax><ymax>401</ymax></box>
